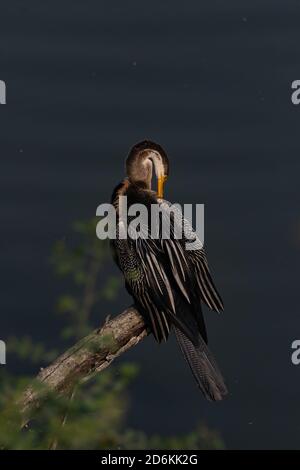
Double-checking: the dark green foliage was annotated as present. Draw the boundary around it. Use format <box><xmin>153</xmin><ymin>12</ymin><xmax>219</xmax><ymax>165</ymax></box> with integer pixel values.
<box><xmin>0</xmin><ymin>219</ymin><xmax>224</xmax><ymax>450</ymax></box>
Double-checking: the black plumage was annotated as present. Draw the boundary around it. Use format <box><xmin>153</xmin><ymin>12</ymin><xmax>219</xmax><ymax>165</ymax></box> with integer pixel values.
<box><xmin>110</xmin><ymin>140</ymin><xmax>227</xmax><ymax>401</ymax></box>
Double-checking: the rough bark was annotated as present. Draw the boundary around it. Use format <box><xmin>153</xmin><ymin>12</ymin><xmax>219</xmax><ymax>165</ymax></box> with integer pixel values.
<box><xmin>19</xmin><ymin>307</ymin><xmax>147</xmax><ymax>421</ymax></box>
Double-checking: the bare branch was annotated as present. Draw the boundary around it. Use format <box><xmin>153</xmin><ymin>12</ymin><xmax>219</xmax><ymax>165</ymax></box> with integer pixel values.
<box><xmin>19</xmin><ymin>307</ymin><xmax>147</xmax><ymax>420</ymax></box>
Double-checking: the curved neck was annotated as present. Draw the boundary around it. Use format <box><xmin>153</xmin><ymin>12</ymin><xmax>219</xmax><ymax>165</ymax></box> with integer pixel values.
<box><xmin>127</xmin><ymin>156</ymin><xmax>153</xmax><ymax>189</ymax></box>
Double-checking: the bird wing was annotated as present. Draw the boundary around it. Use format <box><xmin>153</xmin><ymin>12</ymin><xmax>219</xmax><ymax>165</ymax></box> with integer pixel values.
<box><xmin>114</xmin><ymin>211</ymin><xmax>201</xmax><ymax>343</ymax></box>
<box><xmin>158</xmin><ymin>199</ymin><xmax>224</xmax><ymax>313</ymax></box>
<box><xmin>113</xmin><ymin>194</ymin><xmax>223</xmax><ymax>343</ymax></box>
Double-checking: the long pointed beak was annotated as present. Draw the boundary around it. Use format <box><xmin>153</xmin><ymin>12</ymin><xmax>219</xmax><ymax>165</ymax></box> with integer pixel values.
<box><xmin>157</xmin><ymin>175</ymin><xmax>167</xmax><ymax>198</ymax></box>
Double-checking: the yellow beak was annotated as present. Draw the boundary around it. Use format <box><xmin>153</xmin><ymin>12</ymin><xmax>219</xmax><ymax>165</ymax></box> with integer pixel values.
<box><xmin>157</xmin><ymin>175</ymin><xmax>167</xmax><ymax>198</ymax></box>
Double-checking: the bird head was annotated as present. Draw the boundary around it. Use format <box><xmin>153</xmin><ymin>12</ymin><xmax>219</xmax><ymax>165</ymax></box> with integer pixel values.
<box><xmin>126</xmin><ymin>140</ymin><xmax>169</xmax><ymax>198</ymax></box>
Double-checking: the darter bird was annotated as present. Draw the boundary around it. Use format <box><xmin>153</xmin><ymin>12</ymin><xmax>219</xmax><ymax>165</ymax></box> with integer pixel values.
<box><xmin>110</xmin><ymin>140</ymin><xmax>227</xmax><ymax>401</ymax></box>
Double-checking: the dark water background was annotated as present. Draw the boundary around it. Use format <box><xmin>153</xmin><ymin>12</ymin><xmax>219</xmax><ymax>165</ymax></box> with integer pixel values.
<box><xmin>1</xmin><ymin>0</ymin><xmax>300</xmax><ymax>449</ymax></box>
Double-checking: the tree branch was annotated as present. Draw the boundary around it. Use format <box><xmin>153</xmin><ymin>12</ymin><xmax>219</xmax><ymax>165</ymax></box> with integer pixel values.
<box><xmin>19</xmin><ymin>307</ymin><xmax>147</xmax><ymax>421</ymax></box>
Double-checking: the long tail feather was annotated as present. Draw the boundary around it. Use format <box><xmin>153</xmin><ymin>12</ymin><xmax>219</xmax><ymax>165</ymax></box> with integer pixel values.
<box><xmin>174</xmin><ymin>326</ymin><xmax>227</xmax><ymax>401</ymax></box>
